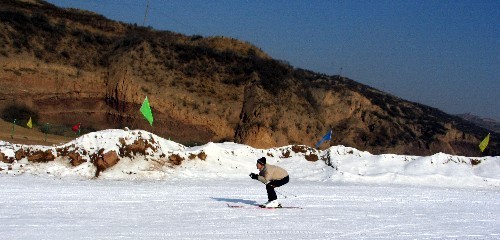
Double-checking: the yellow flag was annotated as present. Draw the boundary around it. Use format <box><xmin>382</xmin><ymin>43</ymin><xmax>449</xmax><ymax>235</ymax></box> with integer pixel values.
<box><xmin>479</xmin><ymin>133</ymin><xmax>490</xmax><ymax>152</ymax></box>
<box><xmin>27</xmin><ymin>117</ymin><xmax>33</xmax><ymax>129</ymax></box>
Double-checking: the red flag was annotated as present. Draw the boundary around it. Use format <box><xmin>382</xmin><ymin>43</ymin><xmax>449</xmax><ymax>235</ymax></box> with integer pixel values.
<box><xmin>72</xmin><ymin>123</ymin><xmax>81</xmax><ymax>132</ymax></box>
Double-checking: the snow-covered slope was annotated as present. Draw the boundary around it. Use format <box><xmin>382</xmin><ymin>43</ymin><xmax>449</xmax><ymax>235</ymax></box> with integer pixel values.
<box><xmin>1</xmin><ymin>129</ymin><xmax>499</xmax><ymax>188</ymax></box>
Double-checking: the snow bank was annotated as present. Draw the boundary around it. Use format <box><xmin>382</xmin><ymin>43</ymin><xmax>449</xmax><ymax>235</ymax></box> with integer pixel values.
<box><xmin>325</xmin><ymin>147</ymin><xmax>500</xmax><ymax>188</ymax></box>
<box><xmin>1</xmin><ymin>129</ymin><xmax>499</xmax><ymax>188</ymax></box>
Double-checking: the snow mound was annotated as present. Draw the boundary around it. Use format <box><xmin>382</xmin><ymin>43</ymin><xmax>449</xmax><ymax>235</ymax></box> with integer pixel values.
<box><xmin>1</xmin><ymin>129</ymin><xmax>499</xmax><ymax>188</ymax></box>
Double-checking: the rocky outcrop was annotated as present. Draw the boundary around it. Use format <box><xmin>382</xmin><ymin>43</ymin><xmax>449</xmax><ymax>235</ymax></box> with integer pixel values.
<box><xmin>235</xmin><ymin>75</ymin><xmax>498</xmax><ymax>156</ymax></box>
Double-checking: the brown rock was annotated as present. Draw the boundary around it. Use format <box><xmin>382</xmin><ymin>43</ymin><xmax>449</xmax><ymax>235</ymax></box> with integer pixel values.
<box><xmin>197</xmin><ymin>152</ymin><xmax>207</xmax><ymax>160</ymax></box>
<box><xmin>124</xmin><ymin>139</ymin><xmax>154</xmax><ymax>157</ymax></box>
<box><xmin>94</xmin><ymin>151</ymin><xmax>120</xmax><ymax>176</ymax></box>
<box><xmin>281</xmin><ymin>150</ymin><xmax>291</xmax><ymax>158</ymax></box>
<box><xmin>15</xmin><ymin>149</ymin><xmax>27</xmax><ymax>160</ymax></box>
<box><xmin>305</xmin><ymin>154</ymin><xmax>319</xmax><ymax>162</ymax></box>
<box><xmin>187</xmin><ymin>152</ymin><xmax>207</xmax><ymax>160</ymax></box>
<box><xmin>1</xmin><ymin>156</ymin><xmax>14</xmax><ymax>164</ymax></box>
<box><xmin>169</xmin><ymin>154</ymin><xmax>184</xmax><ymax>165</ymax></box>
<box><xmin>292</xmin><ymin>145</ymin><xmax>308</xmax><ymax>153</ymax></box>
<box><xmin>103</xmin><ymin>151</ymin><xmax>120</xmax><ymax>166</ymax></box>
<box><xmin>27</xmin><ymin>150</ymin><xmax>55</xmax><ymax>163</ymax></box>
<box><xmin>68</xmin><ymin>152</ymin><xmax>86</xmax><ymax>166</ymax></box>
<box><xmin>127</xmin><ymin>139</ymin><xmax>147</xmax><ymax>154</ymax></box>
<box><xmin>470</xmin><ymin>159</ymin><xmax>481</xmax><ymax>166</ymax></box>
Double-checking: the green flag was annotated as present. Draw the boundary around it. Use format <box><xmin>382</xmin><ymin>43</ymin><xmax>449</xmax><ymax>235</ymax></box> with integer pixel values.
<box><xmin>140</xmin><ymin>96</ymin><xmax>153</xmax><ymax>126</ymax></box>
<box><xmin>479</xmin><ymin>133</ymin><xmax>490</xmax><ymax>152</ymax></box>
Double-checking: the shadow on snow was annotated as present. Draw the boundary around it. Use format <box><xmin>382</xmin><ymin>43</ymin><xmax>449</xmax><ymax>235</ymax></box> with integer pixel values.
<box><xmin>211</xmin><ymin>197</ymin><xmax>259</xmax><ymax>206</ymax></box>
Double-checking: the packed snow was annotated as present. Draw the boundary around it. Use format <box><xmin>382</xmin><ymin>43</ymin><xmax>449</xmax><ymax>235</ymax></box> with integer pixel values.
<box><xmin>1</xmin><ymin>129</ymin><xmax>499</xmax><ymax>239</ymax></box>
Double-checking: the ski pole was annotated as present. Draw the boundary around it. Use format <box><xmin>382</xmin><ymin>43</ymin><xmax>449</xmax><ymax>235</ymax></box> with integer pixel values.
<box><xmin>269</xmin><ymin>184</ymin><xmax>297</xmax><ymax>198</ymax></box>
<box><xmin>276</xmin><ymin>187</ymin><xmax>297</xmax><ymax>198</ymax></box>
<box><xmin>274</xmin><ymin>188</ymin><xmax>289</xmax><ymax>198</ymax></box>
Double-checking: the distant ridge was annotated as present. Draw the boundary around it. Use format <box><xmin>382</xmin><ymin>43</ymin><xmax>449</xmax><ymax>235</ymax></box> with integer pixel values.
<box><xmin>456</xmin><ymin>113</ymin><xmax>500</xmax><ymax>133</ymax></box>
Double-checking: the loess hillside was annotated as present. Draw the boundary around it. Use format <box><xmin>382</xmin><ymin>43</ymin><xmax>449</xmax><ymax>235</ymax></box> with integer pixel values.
<box><xmin>0</xmin><ymin>0</ymin><xmax>497</xmax><ymax>156</ymax></box>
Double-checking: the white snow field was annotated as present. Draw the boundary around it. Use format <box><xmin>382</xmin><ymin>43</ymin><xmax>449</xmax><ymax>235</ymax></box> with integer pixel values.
<box><xmin>0</xmin><ymin>177</ymin><xmax>499</xmax><ymax>240</ymax></box>
<box><xmin>1</xmin><ymin>129</ymin><xmax>499</xmax><ymax>239</ymax></box>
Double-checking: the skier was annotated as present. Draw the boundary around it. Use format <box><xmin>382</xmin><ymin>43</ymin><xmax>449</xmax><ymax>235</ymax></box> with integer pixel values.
<box><xmin>249</xmin><ymin>157</ymin><xmax>289</xmax><ymax>208</ymax></box>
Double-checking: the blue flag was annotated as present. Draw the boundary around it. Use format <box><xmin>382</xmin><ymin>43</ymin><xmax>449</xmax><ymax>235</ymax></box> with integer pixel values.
<box><xmin>315</xmin><ymin>129</ymin><xmax>332</xmax><ymax>148</ymax></box>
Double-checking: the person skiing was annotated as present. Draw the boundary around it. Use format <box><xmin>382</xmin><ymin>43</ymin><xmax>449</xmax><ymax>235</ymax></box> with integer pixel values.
<box><xmin>249</xmin><ymin>157</ymin><xmax>289</xmax><ymax>208</ymax></box>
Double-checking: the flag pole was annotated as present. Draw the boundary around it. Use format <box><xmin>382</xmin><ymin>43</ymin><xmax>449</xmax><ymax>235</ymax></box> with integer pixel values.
<box><xmin>44</xmin><ymin>123</ymin><xmax>49</xmax><ymax>142</ymax></box>
<box><xmin>11</xmin><ymin>118</ymin><xmax>16</xmax><ymax>139</ymax></box>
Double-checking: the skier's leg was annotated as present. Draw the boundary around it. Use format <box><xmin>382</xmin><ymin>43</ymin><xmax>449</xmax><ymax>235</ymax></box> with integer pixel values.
<box><xmin>266</xmin><ymin>184</ymin><xmax>277</xmax><ymax>201</ymax></box>
<box><xmin>271</xmin><ymin>176</ymin><xmax>289</xmax><ymax>188</ymax></box>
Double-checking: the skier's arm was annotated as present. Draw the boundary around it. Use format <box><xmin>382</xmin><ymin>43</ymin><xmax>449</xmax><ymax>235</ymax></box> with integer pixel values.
<box><xmin>257</xmin><ymin>176</ymin><xmax>269</xmax><ymax>184</ymax></box>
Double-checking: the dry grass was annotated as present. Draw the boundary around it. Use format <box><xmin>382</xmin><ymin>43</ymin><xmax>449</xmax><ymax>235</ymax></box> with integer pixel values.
<box><xmin>0</xmin><ymin>118</ymin><xmax>73</xmax><ymax>146</ymax></box>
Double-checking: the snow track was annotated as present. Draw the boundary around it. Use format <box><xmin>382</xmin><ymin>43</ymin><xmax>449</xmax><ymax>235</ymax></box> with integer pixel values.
<box><xmin>1</xmin><ymin>176</ymin><xmax>498</xmax><ymax>239</ymax></box>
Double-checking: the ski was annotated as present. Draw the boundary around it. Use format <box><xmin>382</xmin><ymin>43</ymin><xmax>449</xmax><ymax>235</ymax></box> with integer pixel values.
<box><xmin>227</xmin><ymin>204</ymin><xmax>302</xmax><ymax>209</ymax></box>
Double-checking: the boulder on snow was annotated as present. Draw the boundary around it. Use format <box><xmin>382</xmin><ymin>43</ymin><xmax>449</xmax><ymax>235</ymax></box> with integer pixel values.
<box><xmin>27</xmin><ymin>150</ymin><xmax>55</xmax><ymax>163</ymax></box>
<box><xmin>120</xmin><ymin>138</ymin><xmax>157</xmax><ymax>157</ymax></box>
<box><xmin>470</xmin><ymin>158</ymin><xmax>482</xmax><ymax>166</ymax></box>
<box><xmin>169</xmin><ymin>154</ymin><xmax>184</xmax><ymax>165</ymax></box>
<box><xmin>0</xmin><ymin>152</ymin><xmax>14</xmax><ymax>164</ymax></box>
<box><xmin>15</xmin><ymin>149</ymin><xmax>27</xmax><ymax>160</ymax></box>
<box><xmin>281</xmin><ymin>150</ymin><xmax>291</xmax><ymax>158</ymax></box>
<box><xmin>305</xmin><ymin>153</ymin><xmax>319</xmax><ymax>161</ymax></box>
<box><xmin>188</xmin><ymin>151</ymin><xmax>207</xmax><ymax>161</ymax></box>
<box><xmin>94</xmin><ymin>151</ymin><xmax>119</xmax><ymax>176</ymax></box>
<box><xmin>128</xmin><ymin>139</ymin><xmax>147</xmax><ymax>154</ymax></box>
<box><xmin>68</xmin><ymin>152</ymin><xmax>86</xmax><ymax>166</ymax></box>
<box><xmin>292</xmin><ymin>145</ymin><xmax>309</xmax><ymax>153</ymax></box>
<box><xmin>197</xmin><ymin>152</ymin><xmax>207</xmax><ymax>160</ymax></box>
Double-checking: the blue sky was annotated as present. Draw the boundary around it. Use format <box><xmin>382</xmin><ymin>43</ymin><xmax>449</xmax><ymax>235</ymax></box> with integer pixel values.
<box><xmin>45</xmin><ymin>0</ymin><xmax>499</xmax><ymax>120</ymax></box>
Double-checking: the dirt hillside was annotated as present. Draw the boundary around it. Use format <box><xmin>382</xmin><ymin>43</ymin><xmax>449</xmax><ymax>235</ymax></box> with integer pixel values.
<box><xmin>0</xmin><ymin>118</ymin><xmax>73</xmax><ymax>146</ymax></box>
<box><xmin>0</xmin><ymin>0</ymin><xmax>497</xmax><ymax>156</ymax></box>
